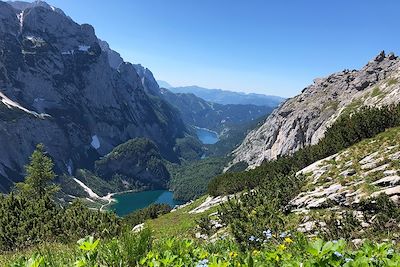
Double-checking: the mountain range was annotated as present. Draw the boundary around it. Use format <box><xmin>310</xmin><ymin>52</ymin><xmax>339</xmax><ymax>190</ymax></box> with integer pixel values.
<box><xmin>158</xmin><ymin>81</ymin><xmax>285</xmax><ymax>107</ymax></box>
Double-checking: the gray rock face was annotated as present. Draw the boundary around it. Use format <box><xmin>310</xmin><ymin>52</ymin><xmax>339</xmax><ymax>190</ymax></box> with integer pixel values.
<box><xmin>0</xmin><ymin>1</ymin><xmax>186</xmax><ymax>191</ymax></box>
<box><xmin>232</xmin><ymin>51</ymin><xmax>400</xmax><ymax>169</ymax></box>
<box><xmin>98</xmin><ymin>40</ymin><xmax>123</xmax><ymax>69</ymax></box>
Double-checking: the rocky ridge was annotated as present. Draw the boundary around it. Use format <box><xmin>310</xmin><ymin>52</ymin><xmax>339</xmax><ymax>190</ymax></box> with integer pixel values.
<box><xmin>231</xmin><ymin>51</ymin><xmax>400</xmax><ymax>169</ymax></box>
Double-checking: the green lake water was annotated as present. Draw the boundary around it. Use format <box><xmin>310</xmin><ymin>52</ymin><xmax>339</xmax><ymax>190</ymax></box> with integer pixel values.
<box><xmin>111</xmin><ymin>190</ymin><xmax>183</xmax><ymax>217</ymax></box>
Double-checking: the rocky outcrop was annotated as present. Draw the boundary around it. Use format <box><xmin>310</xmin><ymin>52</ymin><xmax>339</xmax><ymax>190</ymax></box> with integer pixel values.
<box><xmin>98</xmin><ymin>39</ymin><xmax>123</xmax><ymax>69</ymax></box>
<box><xmin>289</xmin><ymin>126</ymin><xmax>400</xmax><ymax>212</ymax></box>
<box><xmin>0</xmin><ymin>1</ymin><xmax>187</xmax><ymax>191</ymax></box>
<box><xmin>231</xmin><ymin>51</ymin><xmax>400</xmax><ymax>169</ymax></box>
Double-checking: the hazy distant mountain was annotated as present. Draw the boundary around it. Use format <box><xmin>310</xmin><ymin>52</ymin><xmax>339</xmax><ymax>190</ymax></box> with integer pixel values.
<box><xmin>159</xmin><ymin>88</ymin><xmax>274</xmax><ymax>133</ymax></box>
<box><xmin>163</xmin><ymin>85</ymin><xmax>285</xmax><ymax>107</ymax></box>
<box><xmin>157</xmin><ymin>80</ymin><xmax>173</xmax><ymax>89</ymax></box>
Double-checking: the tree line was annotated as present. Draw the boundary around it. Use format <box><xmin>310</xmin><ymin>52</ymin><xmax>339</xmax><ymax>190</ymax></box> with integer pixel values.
<box><xmin>208</xmin><ymin>104</ymin><xmax>400</xmax><ymax>196</ymax></box>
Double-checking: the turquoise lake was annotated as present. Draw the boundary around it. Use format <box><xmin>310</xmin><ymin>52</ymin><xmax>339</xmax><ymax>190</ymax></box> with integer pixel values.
<box><xmin>111</xmin><ymin>190</ymin><xmax>183</xmax><ymax>217</ymax></box>
<box><xmin>195</xmin><ymin>127</ymin><xmax>219</xmax><ymax>144</ymax></box>
<box><xmin>111</xmin><ymin>128</ymin><xmax>219</xmax><ymax>217</ymax></box>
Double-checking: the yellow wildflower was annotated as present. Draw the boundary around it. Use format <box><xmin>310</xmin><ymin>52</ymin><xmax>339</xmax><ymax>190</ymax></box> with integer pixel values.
<box><xmin>229</xmin><ymin>251</ymin><xmax>238</xmax><ymax>258</ymax></box>
<box><xmin>252</xmin><ymin>250</ymin><xmax>260</xmax><ymax>256</ymax></box>
<box><xmin>275</xmin><ymin>255</ymin><xmax>280</xmax><ymax>261</ymax></box>
<box><xmin>284</xmin><ymin>237</ymin><xmax>293</xmax><ymax>244</ymax></box>
<box><xmin>278</xmin><ymin>244</ymin><xmax>286</xmax><ymax>251</ymax></box>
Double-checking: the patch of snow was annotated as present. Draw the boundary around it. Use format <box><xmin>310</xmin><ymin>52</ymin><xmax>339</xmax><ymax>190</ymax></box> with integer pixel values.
<box><xmin>34</xmin><ymin>98</ymin><xmax>45</xmax><ymax>102</ymax></box>
<box><xmin>25</xmin><ymin>36</ymin><xmax>45</xmax><ymax>44</ymax></box>
<box><xmin>50</xmin><ymin>5</ymin><xmax>56</xmax><ymax>11</ymax></box>
<box><xmin>17</xmin><ymin>11</ymin><xmax>24</xmax><ymax>31</ymax></box>
<box><xmin>73</xmin><ymin>178</ymin><xmax>100</xmax><ymax>199</ymax></box>
<box><xmin>62</xmin><ymin>50</ymin><xmax>74</xmax><ymax>55</ymax></box>
<box><xmin>90</xmin><ymin>135</ymin><xmax>100</xmax><ymax>149</ymax></box>
<box><xmin>66</xmin><ymin>160</ymin><xmax>73</xmax><ymax>175</ymax></box>
<box><xmin>86</xmin><ymin>197</ymin><xmax>95</xmax><ymax>203</ymax></box>
<box><xmin>0</xmin><ymin>92</ymin><xmax>50</xmax><ymax>119</ymax></box>
<box><xmin>78</xmin><ymin>45</ymin><xmax>90</xmax><ymax>52</ymax></box>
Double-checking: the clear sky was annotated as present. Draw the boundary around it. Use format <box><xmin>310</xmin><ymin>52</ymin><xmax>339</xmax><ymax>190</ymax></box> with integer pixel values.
<box><xmin>46</xmin><ymin>0</ymin><xmax>399</xmax><ymax>97</ymax></box>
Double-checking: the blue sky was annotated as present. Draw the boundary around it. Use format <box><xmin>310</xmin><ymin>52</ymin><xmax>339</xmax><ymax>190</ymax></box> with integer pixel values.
<box><xmin>46</xmin><ymin>0</ymin><xmax>399</xmax><ymax>97</ymax></box>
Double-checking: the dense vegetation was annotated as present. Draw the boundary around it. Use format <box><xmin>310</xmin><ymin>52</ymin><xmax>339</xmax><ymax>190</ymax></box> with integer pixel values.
<box><xmin>173</xmin><ymin>136</ymin><xmax>204</xmax><ymax>161</ymax></box>
<box><xmin>5</xmin><ymin>230</ymin><xmax>400</xmax><ymax>266</ymax></box>
<box><xmin>95</xmin><ymin>138</ymin><xmax>170</xmax><ymax>189</ymax></box>
<box><xmin>205</xmin><ymin>114</ymin><xmax>268</xmax><ymax>158</ymax></box>
<box><xmin>167</xmin><ymin>157</ymin><xmax>228</xmax><ymax>201</ymax></box>
<box><xmin>0</xmin><ymin>145</ymin><xmax>121</xmax><ymax>251</ymax></box>
<box><xmin>209</xmin><ymin>104</ymin><xmax>400</xmax><ymax>196</ymax></box>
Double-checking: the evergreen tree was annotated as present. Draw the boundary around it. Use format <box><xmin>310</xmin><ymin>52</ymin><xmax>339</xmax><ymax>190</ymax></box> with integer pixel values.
<box><xmin>16</xmin><ymin>144</ymin><xmax>58</xmax><ymax>199</ymax></box>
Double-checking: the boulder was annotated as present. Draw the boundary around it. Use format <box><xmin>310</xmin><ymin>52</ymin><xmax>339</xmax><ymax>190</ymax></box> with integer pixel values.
<box><xmin>372</xmin><ymin>186</ymin><xmax>400</xmax><ymax>197</ymax></box>
<box><xmin>132</xmin><ymin>223</ymin><xmax>144</xmax><ymax>233</ymax></box>
<box><xmin>374</xmin><ymin>51</ymin><xmax>386</xmax><ymax>62</ymax></box>
<box><xmin>340</xmin><ymin>169</ymin><xmax>356</xmax><ymax>177</ymax></box>
<box><xmin>371</xmin><ymin>175</ymin><xmax>400</xmax><ymax>187</ymax></box>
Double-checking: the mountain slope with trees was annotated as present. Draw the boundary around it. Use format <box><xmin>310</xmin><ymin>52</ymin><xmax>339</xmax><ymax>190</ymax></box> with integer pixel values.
<box><xmin>0</xmin><ymin>1</ymin><xmax>190</xmax><ymax>192</ymax></box>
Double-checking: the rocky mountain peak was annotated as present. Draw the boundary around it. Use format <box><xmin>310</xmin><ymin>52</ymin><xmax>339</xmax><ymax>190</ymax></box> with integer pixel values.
<box><xmin>7</xmin><ymin>0</ymin><xmax>65</xmax><ymax>16</ymax></box>
<box><xmin>231</xmin><ymin>51</ymin><xmax>400</xmax><ymax>169</ymax></box>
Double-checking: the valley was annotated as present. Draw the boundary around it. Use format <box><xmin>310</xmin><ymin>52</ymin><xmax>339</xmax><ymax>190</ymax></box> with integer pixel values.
<box><xmin>0</xmin><ymin>1</ymin><xmax>400</xmax><ymax>266</ymax></box>
<box><xmin>0</xmin><ymin>0</ymin><xmax>279</xmax><ymax>207</ymax></box>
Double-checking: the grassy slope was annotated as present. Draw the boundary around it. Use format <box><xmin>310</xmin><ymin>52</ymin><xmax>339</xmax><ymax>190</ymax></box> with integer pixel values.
<box><xmin>146</xmin><ymin>196</ymin><xmax>219</xmax><ymax>239</ymax></box>
<box><xmin>0</xmin><ymin>196</ymin><xmax>217</xmax><ymax>265</ymax></box>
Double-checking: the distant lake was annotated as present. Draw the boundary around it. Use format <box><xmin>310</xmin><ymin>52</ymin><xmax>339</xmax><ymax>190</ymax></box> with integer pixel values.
<box><xmin>111</xmin><ymin>190</ymin><xmax>183</xmax><ymax>217</ymax></box>
<box><xmin>196</xmin><ymin>127</ymin><xmax>219</xmax><ymax>144</ymax></box>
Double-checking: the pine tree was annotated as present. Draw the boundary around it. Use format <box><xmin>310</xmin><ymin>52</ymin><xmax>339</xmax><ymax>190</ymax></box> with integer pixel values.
<box><xmin>16</xmin><ymin>143</ymin><xmax>58</xmax><ymax>198</ymax></box>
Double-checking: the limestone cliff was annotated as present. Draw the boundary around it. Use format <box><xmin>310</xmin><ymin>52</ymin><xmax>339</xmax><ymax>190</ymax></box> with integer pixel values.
<box><xmin>232</xmin><ymin>51</ymin><xmax>400</xmax><ymax>169</ymax></box>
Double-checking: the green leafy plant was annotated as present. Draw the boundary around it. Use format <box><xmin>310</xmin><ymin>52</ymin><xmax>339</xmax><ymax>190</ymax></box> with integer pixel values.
<box><xmin>75</xmin><ymin>236</ymin><xmax>99</xmax><ymax>267</ymax></box>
